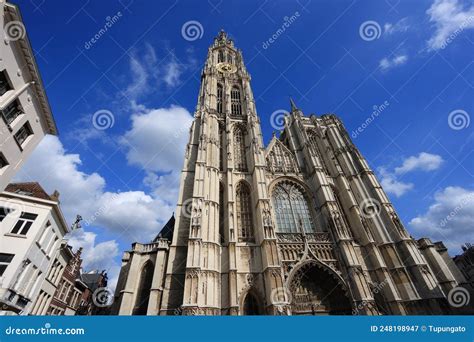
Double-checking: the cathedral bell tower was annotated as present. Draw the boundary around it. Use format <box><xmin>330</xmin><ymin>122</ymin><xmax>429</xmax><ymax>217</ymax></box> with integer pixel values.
<box><xmin>160</xmin><ymin>30</ymin><xmax>282</xmax><ymax>315</ymax></box>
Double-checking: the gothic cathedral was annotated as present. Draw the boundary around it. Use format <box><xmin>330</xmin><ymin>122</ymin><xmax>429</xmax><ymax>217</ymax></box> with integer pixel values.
<box><xmin>112</xmin><ymin>31</ymin><xmax>467</xmax><ymax>316</ymax></box>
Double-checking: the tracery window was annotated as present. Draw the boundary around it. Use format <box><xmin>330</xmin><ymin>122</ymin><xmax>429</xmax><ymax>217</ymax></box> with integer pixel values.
<box><xmin>231</xmin><ymin>86</ymin><xmax>242</xmax><ymax>115</ymax></box>
<box><xmin>233</xmin><ymin>126</ymin><xmax>247</xmax><ymax>171</ymax></box>
<box><xmin>218</xmin><ymin>50</ymin><xmax>224</xmax><ymax>63</ymax></box>
<box><xmin>272</xmin><ymin>181</ymin><xmax>314</xmax><ymax>233</ymax></box>
<box><xmin>217</xmin><ymin>83</ymin><xmax>223</xmax><ymax>114</ymax></box>
<box><xmin>266</xmin><ymin>142</ymin><xmax>296</xmax><ymax>173</ymax></box>
<box><xmin>236</xmin><ymin>182</ymin><xmax>253</xmax><ymax>241</ymax></box>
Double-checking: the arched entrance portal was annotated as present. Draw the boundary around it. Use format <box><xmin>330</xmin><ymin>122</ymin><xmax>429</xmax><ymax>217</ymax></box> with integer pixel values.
<box><xmin>242</xmin><ymin>292</ymin><xmax>260</xmax><ymax>315</ymax></box>
<box><xmin>289</xmin><ymin>263</ymin><xmax>352</xmax><ymax>315</ymax></box>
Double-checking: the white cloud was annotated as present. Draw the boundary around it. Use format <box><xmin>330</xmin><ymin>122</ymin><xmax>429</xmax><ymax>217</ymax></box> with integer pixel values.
<box><xmin>120</xmin><ymin>106</ymin><xmax>193</xmax><ymax>173</ymax></box>
<box><xmin>14</xmin><ymin>135</ymin><xmax>177</xmax><ymax>288</ymax></box>
<box><xmin>377</xmin><ymin>152</ymin><xmax>443</xmax><ymax>197</ymax></box>
<box><xmin>409</xmin><ymin>186</ymin><xmax>474</xmax><ymax>253</ymax></box>
<box><xmin>16</xmin><ymin>135</ymin><xmax>174</xmax><ymax>241</ymax></box>
<box><xmin>16</xmin><ymin>135</ymin><xmax>174</xmax><ymax>240</ymax></box>
<box><xmin>384</xmin><ymin>17</ymin><xmax>410</xmax><ymax>35</ymax></box>
<box><xmin>378</xmin><ymin>167</ymin><xmax>414</xmax><ymax>197</ymax></box>
<box><xmin>163</xmin><ymin>58</ymin><xmax>183</xmax><ymax>88</ymax></box>
<box><xmin>122</xmin><ymin>44</ymin><xmax>191</xmax><ymax>102</ymax></box>
<box><xmin>123</xmin><ymin>44</ymin><xmax>160</xmax><ymax>101</ymax></box>
<box><xmin>394</xmin><ymin>152</ymin><xmax>444</xmax><ymax>174</ymax></box>
<box><xmin>67</xmin><ymin>229</ymin><xmax>120</xmax><ymax>290</ymax></box>
<box><xmin>379</xmin><ymin>55</ymin><xmax>408</xmax><ymax>71</ymax></box>
<box><xmin>15</xmin><ymin>135</ymin><xmax>106</xmax><ymax>220</ymax></box>
<box><xmin>427</xmin><ymin>0</ymin><xmax>474</xmax><ymax>50</ymax></box>
<box><xmin>143</xmin><ymin>171</ymin><xmax>181</xmax><ymax>204</ymax></box>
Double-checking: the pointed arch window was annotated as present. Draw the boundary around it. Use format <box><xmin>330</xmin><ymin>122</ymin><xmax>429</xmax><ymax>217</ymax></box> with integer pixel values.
<box><xmin>218</xmin><ymin>50</ymin><xmax>224</xmax><ymax>63</ymax></box>
<box><xmin>231</xmin><ymin>86</ymin><xmax>242</xmax><ymax>115</ymax></box>
<box><xmin>233</xmin><ymin>126</ymin><xmax>247</xmax><ymax>172</ymax></box>
<box><xmin>219</xmin><ymin>125</ymin><xmax>225</xmax><ymax>171</ymax></box>
<box><xmin>236</xmin><ymin>182</ymin><xmax>253</xmax><ymax>241</ymax></box>
<box><xmin>132</xmin><ymin>261</ymin><xmax>154</xmax><ymax>315</ymax></box>
<box><xmin>217</xmin><ymin>83</ymin><xmax>223</xmax><ymax>114</ymax></box>
<box><xmin>272</xmin><ymin>181</ymin><xmax>314</xmax><ymax>233</ymax></box>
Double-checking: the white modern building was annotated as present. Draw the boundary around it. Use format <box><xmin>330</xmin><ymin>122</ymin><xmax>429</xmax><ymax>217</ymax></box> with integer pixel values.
<box><xmin>0</xmin><ymin>1</ymin><xmax>58</xmax><ymax>191</ymax></box>
<box><xmin>0</xmin><ymin>182</ymin><xmax>69</xmax><ymax>315</ymax></box>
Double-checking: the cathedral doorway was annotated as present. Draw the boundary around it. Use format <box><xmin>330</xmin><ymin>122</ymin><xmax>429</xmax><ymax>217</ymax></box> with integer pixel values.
<box><xmin>288</xmin><ymin>262</ymin><xmax>352</xmax><ymax>315</ymax></box>
<box><xmin>242</xmin><ymin>292</ymin><xmax>261</xmax><ymax>315</ymax></box>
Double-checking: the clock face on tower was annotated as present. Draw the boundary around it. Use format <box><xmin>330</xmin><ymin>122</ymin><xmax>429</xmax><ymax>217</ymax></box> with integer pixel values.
<box><xmin>216</xmin><ymin>62</ymin><xmax>237</xmax><ymax>74</ymax></box>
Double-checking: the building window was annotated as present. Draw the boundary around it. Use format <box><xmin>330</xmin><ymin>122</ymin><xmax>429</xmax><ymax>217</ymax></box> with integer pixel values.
<box><xmin>11</xmin><ymin>212</ymin><xmax>38</xmax><ymax>236</ymax></box>
<box><xmin>233</xmin><ymin>126</ymin><xmax>247</xmax><ymax>172</ymax></box>
<box><xmin>218</xmin><ymin>50</ymin><xmax>224</xmax><ymax>63</ymax></box>
<box><xmin>14</xmin><ymin>189</ymin><xmax>33</xmax><ymax>196</ymax></box>
<box><xmin>0</xmin><ymin>70</ymin><xmax>11</xmax><ymax>96</ymax></box>
<box><xmin>14</xmin><ymin>122</ymin><xmax>33</xmax><ymax>147</ymax></box>
<box><xmin>0</xmin><ymin>207</ymin><xmax>11</xmax><ymax>221</ymax></box>
<box><xmin>1</xmin><ymin>100</ymin><xmax>23</xmax><ymax>125</ymax></box>
<box><xmin>217</xmin><ymin>83</ymin><xmax>223</xmax><ymax>114</ymax></box>
<box><xmin>236</xmin><ymin>182</ymin><xmax>253</xmax><ymax>241</ymax></box>
<box><xmin>231</xmin><ymin>86</ymin><xmax>242</xmax><ymax>115</ymax></box>
<box><xmin>219</xmin><ymin>125</ymin><xmax>225</xmax><ymax>171</ymax></box>
<box><xmin>0</xmin><ymin>153</ymin><xmax>8</xmax><ymax>169</ymax></box>
<box><xmin>272</xmin><ymin>181</ymin><xmax>314</xmax><ymax>233</ymax></box>
<box><xmin>0</xmin><ymin>253</ymin><xmax>14</xmax><ymax>276</ymax></box>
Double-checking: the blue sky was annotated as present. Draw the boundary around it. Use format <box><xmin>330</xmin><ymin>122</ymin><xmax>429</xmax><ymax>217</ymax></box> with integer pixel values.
<box><xmin>13</xmin><ymin>0</ymin><xmax>474</xmax><ymax>287</ymax></box>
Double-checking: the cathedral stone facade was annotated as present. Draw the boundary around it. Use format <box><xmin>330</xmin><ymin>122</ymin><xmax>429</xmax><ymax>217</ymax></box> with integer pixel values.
<box><xmin>112</xmin><ymin>31</ymin><xmax>467</xmax><ymax>316</ymax></box>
